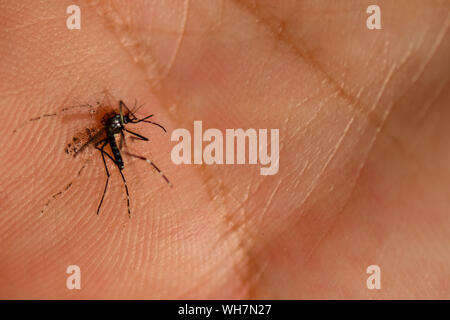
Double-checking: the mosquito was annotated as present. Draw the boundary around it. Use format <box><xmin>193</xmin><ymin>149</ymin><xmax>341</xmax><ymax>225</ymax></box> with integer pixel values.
<box><xmin>74</xmin><ymin>100</ymin><xmax>172</xmax><ymax>218</ymax></box>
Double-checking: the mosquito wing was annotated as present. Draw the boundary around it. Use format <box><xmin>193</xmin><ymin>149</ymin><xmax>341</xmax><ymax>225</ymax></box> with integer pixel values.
<box><xmin>73</xmin><ymin>127</ymin><xmax>106</xmax><ymax>156</ymax></box>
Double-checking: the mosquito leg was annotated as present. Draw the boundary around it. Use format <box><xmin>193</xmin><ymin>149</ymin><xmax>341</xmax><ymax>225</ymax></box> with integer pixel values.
<box><xmin>118</xmin><ymin>168</ymin><xmax>131</xmax><ymax>219</ymax></box>
<box><xmin>123</xmin><ymin>151</ymin><xmax>172</xmax><ymax>187</ymax></box>
<box><xmin>129</xmin><ymin>114</ymin><xmax>166</xmax><ymax>132</ymax></box>
<box><xmin>138</xmin><ymin>119</ymin><xmax>167</xmax><ymax>132</ymax></box>
<box><xmin>12</xmin><ymin>112</ymin><xmax>58</xmax><ymax>133</ymax></box>
<box><xmin>40</xmin><ymin>159</ymin><xmax>89</xmax><ymax>214</ymax></box>
<box><xmin>96</xmin><ymin>137</ymin><xmax>131</xmax><ymax>217</ymax></box>
<box><xmin>119</xmin><ymin>100</ymin><xmax>134</xmax><ymax>119</ymax></box>
<box><xmin>12</xmin><ymin>99</ymin><xmax>100</xmax><ymax>134</ymax></box>
<box><xmin>119</xmin><ymin>99</ymin><xmax>144</xmax><ymax>118</ymax></box>
<box><xmin>124</xmin><ymin>128</ymin><xmax>149</xmax><ymax>141</ymax></box>
<box><xmin>117</xmin><ymin>132</ymin><xmax>132</xmax><ymax>218</ymax></box>
<box><xmin>132</xmin><ymin>98</ymin><xmax>145</xmax><ymax>115</ymax></box>
<box><xmin>136</xmin><ymin>114</ymin><xmax>154</xmax><ymax>121</ymax></box>
<box><xmin>95</xmin><ymin>139</ymin><xmax>111</xmax><ymax>215</ymax></box>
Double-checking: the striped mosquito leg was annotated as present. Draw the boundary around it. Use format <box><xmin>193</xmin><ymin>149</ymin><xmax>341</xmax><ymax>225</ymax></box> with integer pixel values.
<box><xmin>118</xmin><ymin>169</ymin><xmax>131</xmax><ymax>219</ymax></box>
<box><xmin>123</xmin><ymin>151</ymin><xmax>172</xmax><ymax>187</ymax></box>
<box><xmin>144</xmin><ymin>157</ymin><xmax>172</xmax><ymax>187</ymax></box>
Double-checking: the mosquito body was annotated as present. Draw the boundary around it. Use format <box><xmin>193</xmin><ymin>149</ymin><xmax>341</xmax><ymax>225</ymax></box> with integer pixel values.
<box><xmin>12</xmin><ymin>93</ymin><xmax>170</xmax><ymax>217</ymax></box>
<box><xmin>88</xmin><ymin>100</ymin><xmax>171</xmax><ymax>218</ymax></box>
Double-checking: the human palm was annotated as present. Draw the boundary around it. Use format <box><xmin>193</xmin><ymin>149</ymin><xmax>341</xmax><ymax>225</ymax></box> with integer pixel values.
<box><xmin>1</xmin><ymin>0</ymin><xmax>449</xmax><ymax>298</ymax></box>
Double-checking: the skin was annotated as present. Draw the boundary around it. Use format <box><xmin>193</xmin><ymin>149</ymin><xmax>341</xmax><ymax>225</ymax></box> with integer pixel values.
<box><xmin>0</xmin><ymin>0</ymin><xmax>449</xmax><ymax>299</ymax></box>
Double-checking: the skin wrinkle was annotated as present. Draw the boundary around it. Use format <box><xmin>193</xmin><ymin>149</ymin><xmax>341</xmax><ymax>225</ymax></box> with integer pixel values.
<box><xmin>258</xmin><ymin>178</ymin><xmax>282</xmax><ymax>226</ymax></box>
<box><xmin>11</xmin><ymin>216</ymin><xmax>52</xmax><ymax>291</ymax></box>
<box><xmin>133</xmin><ymin>217</ymin><xmax>151</xmax><ymax>293</ymax></box>
<box><xmin>4</xmin><ymin>16</ymin><xmax>58</xmax><ymax>33</ymax></box>
<box><xmin>143</xmin><ymin>211</ymin><xmax>223</xmax><ymax>297</ymax></box>
<box><xmin>90</xmin><ymin>227</ymin><xmax>125</xmax><ymax>295</ymax></box>
<box><xmin>228</xmin><ymin>236</ymin><xmax>266</xmax><ymax>298</ymax></box>
<box><xmin>219</xmin><ymin>10</ymin><xmax>406</xmax><ymax>277</ymax></box>
<box><xmin>279</xmin><ymin>64</ymin><xmax>399</xmax><ymax>277</ymax></box>
<box><xmin>128</xmin><ymin>241</ymin><xmax>147</xmax><ymax>296</ymax></box>
<box><xmin>397</xmin><ymin>41</ymin><xmax>414</xmax><ymax>71</ymax></box>
<box><xmin>177</xmin><ymin>252</ymin><xmax>235</xmax><ymax>298</ymax></box>
<box><xmin>233</xmin><ymin>0</ymin><xmax>383</xmax><ymax>128</ymax></box>
<box><xmin>281</xmin><ymin>88</ymin><xmax>360</xmax><ymax>222</ymax></box>
<box><xmin>283</xmin><ymin>83</ymin><xmax>336</xmax><ymax>158</ymax></box>
<box><xmin>301</xmin><ymin>100</ymin><xmax>398</xmax><ymax>270</ymax></box>
<box><xmin>293</xmin><ymin>113</ymin><xmax>356</xmax><ymax>221</ymax></box>
<box><xmin>411</xmin><ymin>25</ymin><xmax>427</xmax><ymax>55</ymax></box>
<box><xmin>173</xmin><ymin>238</ymin><xmax>232</xmax><ymax>297</ymax></box>
<box><xmin>247</xmin><ymin>259</ymin><xmax>270</xmax><ymax>295</ymax></box>
<box><xmin>53</xmin><ymin>53</ymin><xmax>97</xmax><ymax>70</ymax></box>
<box><xmin>370</xmin><ymin>64</ymin><xmax>397</xmax><ymax>114</ymax></box>
<box><xmin>412</xmin><ymin>12</ymin><xmax>449</xmax><ymax>82</ymax></box>
<box><xmin>302</xmin><ymin>103</ymin><xmax>403</xmax><ymax>273</ymax></box>
<box><xmin>419</xmin><ymin>79</ymin><xmax>448</xmax><ymax>119</ymax></box>
<box><xmin>203</xmin><ymin>148</ymin><xmax>288</xmax><ymax>297</ymax></box>
<box><xmin>161</xmin><ymin>0</ymin><xmax>189</xmax><ymax>79</ymax></box>
<box><xmin>116</xmin><ymin>219</ymin><xmax>136</xmax><ymax>294</ymax></box>
<box><xmin>286</xmin><ymin>92</ymin><xmax>374</xmax><ymax>276</ymax></box>
<box><xmin>381</xmin><ymin>39</ymin><xmax>390</xmax><ymax>72</ymax></box>
<box><xmin>209</xmin><ymin>210</ymin><xmax>266</xmax><ymax>297</ymax></box>
<box><xmin>292</xmin><ymin>160</ymin><xmax>310</xmax><ymax>190</ymax></box>
<box><xmin>245</xmin><ymin>39</ymin><xmax>275</xmax><ymax>93</ymax></box>
<box><xmin>75</xmin><ymin>190</ymin><xmax>127</xmax><ymax>275</ymax></box>
<box><xmin>368</xmin><ymin>30</ymin><xmax>442</xmax><ymax>154</ymax></box>
<box><xmin>209</xmin><ymin>176</ymin><xmax>269</xmax><ymax>255</ymax></box>
<box><xmin>124</xmin><ymin>175</ymin><xmax>163</xmax><ymax>291</ymax></box>
<box><xmin>238</xmin><ymin>253</ymin><xmax>270</xmax><ymax>298</ymax></box>
<box><xmin>241</xmin><ymin>177</ymin><xmax>254</xmax><ymax>205</ymax></box>
<box><xmin>90</xmin><ymin>0</ymin><xmax>163</xmax><ymax>89</ymax></box>
<box><xmin>373</xmin><ymin>223</ymin><xmax>397</xmax><ymax>267</ymax></box>
<box><xmin>213</xmin><ymin>183</ymin><xmax>263</xmax><ymax>248</ymax></box>
<box><xmin>287</xmin><ymin>87</ymin><xmax>323</xmax><ymax>136</ymax></box>
<box><xmin>232</xmin><ymin>1</ymin><xmax>441</xmax><ymax>177</ymax></box>
<box><xmin>352</xmin><ymin>35</ymin><xmax>426</xmax><ymax>187</ymax></box>
<box><xmin>301</xmin><ymin>192</ymin><xmax>355</xmax><ymax>269</ymax></box>
<box><xmin>211</xmin><ymin>249</ymin><xmax>255</xmax><ymax>297</ymax></box>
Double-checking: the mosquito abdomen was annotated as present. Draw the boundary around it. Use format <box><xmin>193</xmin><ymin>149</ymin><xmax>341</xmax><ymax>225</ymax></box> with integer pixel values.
<box><xmin>108</xmin><ymin>133</ymin><xmax>124</xmax><ymax>169</ymax></box>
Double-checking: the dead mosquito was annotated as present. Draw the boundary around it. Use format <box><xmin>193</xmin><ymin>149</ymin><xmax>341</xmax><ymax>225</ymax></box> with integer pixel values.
<box><xmin>74</xmin><ymin>99</ymin><xmax>172</xmax><ymax>218</ymax></box>
<box><xmin>13</xmin><ymin>96</ymin><xmax>172</xmax><ymax>218</ymax></box>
